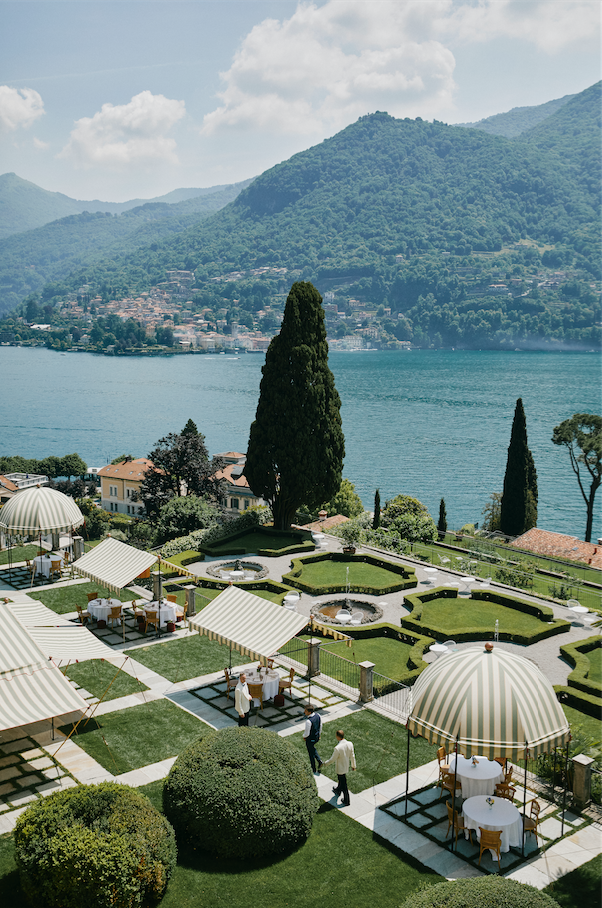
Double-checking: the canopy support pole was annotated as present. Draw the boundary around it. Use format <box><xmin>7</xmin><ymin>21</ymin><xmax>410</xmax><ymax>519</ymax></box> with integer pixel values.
<box><xmin>450</xmin><ymin>735</ymin><xmax>459</xmax><ymax>852</ymax></box>
<box><xmin>404</xmin><ymin>723</ymin><xmax>410</xmax><ymax>818</ymax></box>
<box><xmin>522</xmin><ymin>740</ymin><xmax>528</xmax><ymax>856</ymax></box>
<box><xmin>561</xmin><ymin>737</ymin><xmax>570</xmax><ymax>836</ymax></box>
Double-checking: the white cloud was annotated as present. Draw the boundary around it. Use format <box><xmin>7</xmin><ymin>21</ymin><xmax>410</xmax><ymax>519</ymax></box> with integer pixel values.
<box><xmin>60</xmin><ymin>91</ymin><xmax>186</xmax><ymax>169</ymax></box>
<box><xmin>33</xmin><ymin>137</ymin><xmax>49</xmax><ymax>150</ymax></box>
<box><xmin>0</xmin><ymin>86</ymin><xmax>44</xmax><ymax>133</ymax></box>
<box><xmin>202</xmin><ymin>0</ymin><xmax>599</xmax><ymax>138</ymax></box>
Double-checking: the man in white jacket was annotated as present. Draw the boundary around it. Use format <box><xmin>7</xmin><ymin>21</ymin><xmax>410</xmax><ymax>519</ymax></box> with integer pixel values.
<box><xmin>234</xmin><ymin>672</ymin><xmax>252</xmax><ymax>726</ymax></box>
<box><xmin>323</xmin><ymin>729</ymin><xmax>356</xmax><ymax>806</ymax></box>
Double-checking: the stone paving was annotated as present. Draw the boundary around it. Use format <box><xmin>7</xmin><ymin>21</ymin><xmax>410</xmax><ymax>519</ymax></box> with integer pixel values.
<box><xmin>0</xmin><ymin>536</ymin><xmax>600</xmax><ymax>889</ymax></box>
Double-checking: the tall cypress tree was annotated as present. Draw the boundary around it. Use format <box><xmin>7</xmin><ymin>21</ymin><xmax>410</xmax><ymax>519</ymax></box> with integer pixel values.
<box><xmin>500</xmin><ymin>398</ymin><xmax>538</xmax><ymax>536</ymax></box>
<box><xmin>373</xmin><ymin>489</ymin><xmax>381</xmax><ymax>529</ymax></box>
<box><xmin>245</xmin><ymin>282</ymin><xmax>345</xmax><ymax>530</ymax></box>
<box><xmin>438</xmin><ymin>498</ymin><xmax>447</xmax><ymax>536</ymax></box>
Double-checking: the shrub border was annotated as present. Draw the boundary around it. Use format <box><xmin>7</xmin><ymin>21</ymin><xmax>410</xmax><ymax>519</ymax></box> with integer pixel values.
<box><xmin>201</xmin><ymin>525</ymin><xmax>315</xmax><ymax>558</ymax></box>
<box><xmin>401</xmin><ymin>586</ymin><xmax>570</xmax><ymax>645</ymax></box>
<box><xmin>554</xmin><ymin>684</ymin><xmax>602</xmax><ymax>721</ymax></box>
<box><xmin>559</xmin><ymin>637</ymin><xmax>602</xmax><ymax>699</ymax></box>
<box><xmin>282</xmin><ymin>552</ymin><xmax>417</xmax><ymax>596</ymax></box>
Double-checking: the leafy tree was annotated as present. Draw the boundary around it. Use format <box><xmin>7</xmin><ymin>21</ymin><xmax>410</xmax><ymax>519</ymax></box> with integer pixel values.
<box><xmin>323</xmin><ymin>478</ymin><xmax>363</xmax><ymax>518</ymax></box>
<box><xmin>552</xmin><ymin>413</ymin><xmax>602</xmax><ymax>542</ymax></box>
<box><xmin>380</xmin><ymin>494</ymin><xmax>437</xmax><ymax>544</ymax></box>
<box><xmin>137</xmin><ymin>429</ymin><xmax>225</xmax><ymax>524</ymax></box>
<box><xmin>482</xmin><ymin>492</ymin><xmax>502</xmax><ymax>532</ymax></box>
<box><xmin>60</xmin><ymin>452</ymin><xmax>87</xmax><ymax>480</ymax></box>
<box><xmin>181</xmin><ymin>418</ymin><xmax>199</xmax><ymax>436</ymax></box>
<box><xmin>438</xmin><ymin>498</ymin><xmax>447</xmax><ymax>535</ymax></box>
<box><xmin>76</xmin><ymin>498</ymin><xmax>110</xmax><ymax>541</ymax></box>
<box><xmin>111</xmin><ymin>453</ymin><xmax>134</xmax><ymax>464</ymax></box>
<box><xmin>500</xmin><ymin>398</ymin><xmax>538</xmax><ymax>536</ymax></box>
<box><xmin>373</xmin><ymin>489</ymin><xmax>381</xmax><ymax>529</ymax></box>
<box><xmin>155</xmin><ymin>494</ymin><xmax>220</xmax><ymax>545</ymax></box>
<box><xmin>245</xmin><ymin>282</ymin><xmax>345</xmax><ymax>529</ymax></box>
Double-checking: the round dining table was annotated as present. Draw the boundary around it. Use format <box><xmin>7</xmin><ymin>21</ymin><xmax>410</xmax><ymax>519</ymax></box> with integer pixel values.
<box><xmin>33</xmin><ymin>554</ymin><xmax>61</xmax><ymax>579</ymax></box>
<box><xmin>145</xmin><ymin>600</ymin><xmax>178</xmax><ymax>627</ymax></box>
<box><xmin>429</xmin><ymin>642</ymin><xmax>449</xmax><ymax>658</ymax></box>
<box><xmin>462</xmin><ymin>795</ymin><xmax>522</xmax><ymax>854</ymax></box>
<box><xmin>245</xmin><ymin>669</ymin><xmax>280</xmax><ymax>701</ymax></box>
<box><xmin>87</xmin><ymin>598</ymin><xmax>123</xmax><ymax>621</ymax></box>
<box><xmin>448</xmin><ymin>754</ymin><xmax>504</xmax><ymax>799</ymax></box>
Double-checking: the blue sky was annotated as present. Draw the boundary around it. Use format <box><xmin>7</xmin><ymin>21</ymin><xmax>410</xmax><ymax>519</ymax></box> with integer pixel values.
<box><xmin>1</xmin><ymin>0</ymin><xmax>600</xmax><ymax>202</ymax></box>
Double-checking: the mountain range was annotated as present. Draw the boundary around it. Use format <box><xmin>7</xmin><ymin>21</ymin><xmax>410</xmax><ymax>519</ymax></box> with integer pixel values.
<box><xmin>0</xmin><ymin>82</ymin><xmax>599</xmax><ymax>348</ymax></box>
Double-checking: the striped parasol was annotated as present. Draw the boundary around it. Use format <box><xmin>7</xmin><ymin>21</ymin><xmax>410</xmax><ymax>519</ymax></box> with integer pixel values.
<box><xmin>0</xmin><ymin>485</ymin><xmax>84</xmax><ymax>534</ymax></box>
<box><xmin>407</xmin><ymin>645</ymin><xmax>569</xmax><ymax>759</ymax></box>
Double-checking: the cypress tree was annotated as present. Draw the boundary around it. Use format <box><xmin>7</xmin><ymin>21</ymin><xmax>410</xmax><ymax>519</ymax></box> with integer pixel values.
<box><xmin>245</xmin><ymin>282</ymin><xmax>345</xmax><ymax>530</ymax></box>
<box><xmin>438</xmin><ymin>498</ymin><xmax>447</xmax><ymax>535</ymax></box>
<box><xmin>373</xmin><ymin>489</ymin><xmax>381</xmax><ymax>529</ymax></box>
<box><xmin>500</xmin><ymin>398</ymin><xmax>538</xmax><ymax>536</ymax></box>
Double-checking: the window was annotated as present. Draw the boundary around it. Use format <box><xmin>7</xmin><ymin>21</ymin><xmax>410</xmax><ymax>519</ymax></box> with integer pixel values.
<box><xmin>127</xmin><ymin>505</ymin><xmax>130</xmax><ymax>514</ymax></box>
<box><xmin>126</xmin><ymin>488</ymin><xmax>131</xmax><ymax>498</ymax></box>
<box><xmin>231</xmin><ymin>498</ymin><xmax>239</xmax><ymax>510</ymax></box>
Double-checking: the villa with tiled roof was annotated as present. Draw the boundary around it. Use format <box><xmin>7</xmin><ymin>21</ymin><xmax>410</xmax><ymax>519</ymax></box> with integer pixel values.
<box><xmin>511</xmin><ymin>527</ymin><xmax>602</xmax><ymax>568</ymax></box>
<box><xmin>97</xmin><ymin>458</ymin><xmax>154</xmax><ymax>516</ymax></box>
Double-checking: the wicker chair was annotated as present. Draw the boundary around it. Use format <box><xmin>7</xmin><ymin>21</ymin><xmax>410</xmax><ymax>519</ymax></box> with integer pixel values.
<box><xmin>446</xmin><ymin>802</ymin><xmax>473</xmax><ymax>846</ymax></box>
<box><xmin>144</xmin><ymin>609</ymin><xmax>159</xmax><ymax>634</ymax></box>
<box><xmin>278</xmin><ymin>667</ymin><xmax>295</xmax><ymax>693</ymax></box>
<box><xmin>439</xmin><ymin>771</ymin><xmax>462</xmax><ymax>800</ymax></box>
<box><xmin>224</xmin><ymin>668</ymin><xmax>236</xmax><ymax>700</ymax></box>
<box><xmin>87</xmin><ymin>591</ymin><xmax>99</xmax><ymax>603</ymax></box>
<box><xmin>478</xmin><ymin>828</ymin><xmax>502</xmax><ymax>867</ymax></box>
<box><xmin>50</xmin><ymin>558</ymin><xmax>62</xmax><ymax>581</ymax></box>
<box><xmin>494</xmin><ymin>782</ymin><xmax>516</xmax><ymax>801</ymax></box>
<box><xmin>175</xmin><ymin>601</ymin><xmax>187</xmax><ymax>622</ymax></box>
<box><xmin>166</xmin><ymin>594</ymin><xmax>177</xmax><ymax>603</ymax></box>
<box><xmin>76</xmin><ymin>604</ymin><xmax>91</xmax><ymax>625</ymax></box>
<box><xmin>523</xmin><ymin>799</ymin><xmax>541</xmax><ymax>844</ymax></box>
<box><xmin>248</xmin><ymin>682</ymin><xmax>264</xmax><ymax>711</ymax></box>
<box><xmin>108</xmin><ymin>605</ymin><xmax>123</xmax><ymax>629</ymax></box>
<box><xmin>437</xmin><ymin>745</ymin><xmax>450</xmax><ymax>785</ymax></box>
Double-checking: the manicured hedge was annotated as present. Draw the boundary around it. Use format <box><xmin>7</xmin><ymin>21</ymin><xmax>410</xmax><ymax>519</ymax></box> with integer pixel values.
<box><xmin>163</xmin><ymin>726</ymin><xmax>319</xmax><ymax>859</ymax></box>
<box><xmin>14</xmin><ymin>782</ymin><xmax>176</xmax><ymax>908</ymax></box>
<box><xmin>555</xmin><ymin>685</ymin><xmax>602</xmax><ymax>721</ymax></box>
<box><xmin>343</xmin><ymin>622</ymin><xmax>433</xmax><ymax>684</ymax></box>
<box><xmin>162</xmin><ymin>549</ymin><xmax>204</xmax><ymax>568</ymax></box>
<box><xmin>283</xmin><ymin>552</ymin><xmax>416</xmax><ymax>596</ymax></box>
<box><xmin>401</xmin><ymin>587</ymin><xmax>570</xmax><ymax>645</ymax></box>
<box><xmin>559</xmin><ymin>638</ymin><xmax>602</xmax><ymax>699</ymax></box>
<box><xmin>201</xmin><ymin>525</ymin><xmax>314</xmax><ymax>557</ymax></box>
<box><xmin>401</xmin><ymin>877</ymin><xmax>560</xmax><ymax>907</ymax></box>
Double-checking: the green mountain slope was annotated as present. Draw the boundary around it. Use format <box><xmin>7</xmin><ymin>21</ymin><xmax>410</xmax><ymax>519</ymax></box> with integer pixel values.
<box><xmin>0</xmin><ymin>172</ymin><xmax>251</xmax><ymax>240</ymax></box>
<box><xmin>0</xmin><ymin>180</ymin><xmax>253</xmax><ymax>314</ymax></box>
<box><xmin>457</xmin><ymin>92</ymin><xmax>576</xmax><ymax>137</ymax></box>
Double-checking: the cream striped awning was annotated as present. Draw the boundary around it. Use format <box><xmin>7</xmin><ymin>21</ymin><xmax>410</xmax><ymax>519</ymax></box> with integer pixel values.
<box><xmin>188</xmin><ymin>586</ymin><xmax>309</xmax><ymax>661</ymax></box>
<box><xmin>7</xmin><ymin>599</ymin><xmax>73</xmax><ymax>627</ymax></box>
<box><xmin>0</xmin><ymin>486</ymin><xmax>84</xmax><ymax>534</ymax></box>
<box><xmin>0</xmin><ymin>607</ymin><xmax>88</xmax><ymax>731</ymax></box>
<box><xmin>72</xmin><ymin>537</ymin><xmax>157</xmax><ymax>593</ymax></box>
<box><xmin>407</xmin><ymin>646</ymin><xmax>569</xmax><ymax>760</ymax></box>
<box><xmin>7</xmin><ymin>601</ymin><xmax>113</xmax><ymax>663</ymax></box>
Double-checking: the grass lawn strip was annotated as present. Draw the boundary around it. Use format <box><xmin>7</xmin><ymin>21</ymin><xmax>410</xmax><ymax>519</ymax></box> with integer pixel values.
<box><xmin>586</xmin><ymin>646</ymin><xmax>602</xmax><ymax>685</ymax></box>
<box><xmin>0</xmin><ymin>544</ymin><xmax>39</xmax><ymax>565</ymax></box>
<box><xmin>125</xmin><ymin>634</ymin><xmax>234</xmax><ymax>683</ymax></box>
<box><xmin>30</xmin><ymin>581</ymin><xmax>137</xmax><ymax>615</ymax></box>
<box><xmin>59</xmin><ymin>699</ymin><xmax>205</xmax><ymax>774</ymax></box>
<box><xmin>63</xmin><ymin>658</ymin><xmax>150</xmax><ymax>701</ymax></box>
<box><xmin>320</xmin><ymin>637</ymin><xmax>415</xmax><ymax>681</ymax></box>
<box><xmin>286</xmin><ymin>709</ymin><xmax>437</xmax><ymax>793</ymax></box>
<box><xmin>420</xmin><ymin>595</ymin><xmax>552</xmax><ymax>636</ymax></box>
<box><xmin>543</xmin><ymin>852</ymin><xmax>602</xmax><ymax>908</ymax></box>
<box><xmin>562</xmin><ymin>705</ymin><xmax>601</xmax><ymax>742</ymax></box>
<box><xmin>292</xmin><ymin>557</ymin><xmax>405</xmax><ymax>590</ymax></box>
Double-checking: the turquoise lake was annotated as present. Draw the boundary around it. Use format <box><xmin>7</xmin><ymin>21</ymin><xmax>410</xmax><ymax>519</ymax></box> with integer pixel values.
<box><xmin>0</xmin><ymin>346</ymin><xmax>599</xmax><ymax>540</ymax></box>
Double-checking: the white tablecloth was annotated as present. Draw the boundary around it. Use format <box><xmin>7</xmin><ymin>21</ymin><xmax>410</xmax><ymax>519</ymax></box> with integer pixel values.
<box><xmin>88</xmin><ymin>598</ymin><xmax>123</xmax><ymax>621</ymax></box>
<box><xmin>145</xmin><ymin>601</ymin><xmax>177</xmax><ymax>627</ymax></box>
<box><xmin>462</xmin><ymin>795</ymin><xmax>522</xmax><ymax>853</ymax></box>
<box><xmin>448</xmin><ymin>755</ymin><xmax>504</xmax><ymax>799</ymax></box>
<box><xmin>33</xmin><ymin>554</ymin><xmax>61</xmax><ymax>578</ymax></box>
<box><xmin>245</xmin><ymin>670</ymin><xmax>280</xmax><ymax>701</ymax></box>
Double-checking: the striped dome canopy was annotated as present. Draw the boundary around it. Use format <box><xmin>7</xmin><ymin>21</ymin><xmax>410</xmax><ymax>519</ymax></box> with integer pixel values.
<box><xmin>0</xmin><ymin>486</ymin><xmax>84</xmax><ymax>534</ymax></box>
<box><xmin>408</xmin><ymin>645</ymin><xmax>569</xmax><ymax>760</ymax></box>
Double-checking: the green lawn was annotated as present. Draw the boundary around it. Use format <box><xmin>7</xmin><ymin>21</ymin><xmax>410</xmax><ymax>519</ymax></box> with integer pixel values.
<box><xmin>30</xmin><ymin>581</ymin><xmax>136</xmax><ymax>615</ymax></box>
<box><xmin>562</xmin><ymin>705</ymin><xmax>601</xmax><ymax>742</ymax></box>
<box><xmin>292</xmin><ymin>558</ymin><xmax>403</xmax><ymax>591</ymax></box>
<box><xmin>63</xmin><ymin>658</ymin><xmax>149</xmax><ymax>701</ymax></box>
<box><xmin>0</xmin><ymin>544</ymin><xmax>38</xmax><ymax>565</ymax></box>
<box><xmin>125</xmin><ymin>633</ymin><xmax>233</xmax><ymax>682</ymax></box>
<box><xmin>0</xmin><ymin>787</ymin><xmax>441</xmax><ymax>908</ymax></box>
<box><xmin>322</xmin><ymin>637</ymin><xmax>415</xmax><ymax>681</ymax></box>
<box><xmin>286</xmin><ymin>709</ymin><xmax>437</xmax><ymax>793</ymax></box>
<box><xmin>586</xmin><ymin>646</ymin><xmax>602</xmax><ymax>685</ymax></box>
<box><xmin>420</xmin><ymin>596</ymin><xmax>550</xmax><ymax>636</ymax></box>
<box><xmin>59</xmin><ymin>699</ymin><xmax>205</xmax><ymax>774</ymax></box>
<box><xmin>207</xmin><ymin>530</ymin><xmax>311</xmax><ymax>555</ymax></box>
<box><xmin>543</xmin><ymin>853</ymin><xmax>602</xmax><ymax>908</ymax></box>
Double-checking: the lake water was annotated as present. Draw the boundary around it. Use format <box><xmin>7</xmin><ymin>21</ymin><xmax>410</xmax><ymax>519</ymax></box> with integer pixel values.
<box><xmin>0</xmin><ymin>346</ymin><xmax>599</xmax><ymax>540</ymax></box>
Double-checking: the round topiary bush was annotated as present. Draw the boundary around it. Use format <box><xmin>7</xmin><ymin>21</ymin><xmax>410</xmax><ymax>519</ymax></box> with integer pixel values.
<box><xmin>402</xmin><ymin>877</ymin><xmax>561</xmax><ymax>908</ymax></box>
<box><xmin>14</xmin><ymin>782</ymin><xmax>177</xmax><ymax>908</ymax></box>
<box><xmin>163</xmin><ymin>726</ymin><xmax>319</xmax><ymax>859</ymax></box>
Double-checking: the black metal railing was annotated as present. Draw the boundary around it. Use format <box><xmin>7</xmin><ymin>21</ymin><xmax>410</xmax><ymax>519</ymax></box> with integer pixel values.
<box><xmin>318</xmin><ymin>648</ymin><xmax>361</xmax><ymax>691</ymax></box>
<box><xmin>372</xmin><ymin>671</ymin><xmax>411</xmax><ymax>718</ymax></box>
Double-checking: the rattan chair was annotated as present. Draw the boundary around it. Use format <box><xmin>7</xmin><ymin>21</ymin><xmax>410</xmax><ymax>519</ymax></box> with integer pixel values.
<box><xmin>50</xmin><ymin>558</ymin><xmax>62</xmax><ymax>581</ymax></box>
<box><xmin>446</xmin><ymin>802</ymin><xmax>473</xmax><ymax>846</ymax></box>
<box><xmin>76</xmin><ymin>604</ymin><xmax>91</xmax><ymax>625</ymax></box>
<box><xmin>494</xmin><ymin>782</ymin><xmax>516</xmax><ymax>801</ymax></box>
<box><xmin>144</xmin><ymin>609</ymin><xmax>159</xmax><ymax>634</ymax></box>
<box><xmin>87</xmin><ymin>591</ymin><xmax>99</xmax><ymax>603</ymax></box>
<box><xmin>504</xmin><ymin>766</ymin><xmax>514</xmax><ymax>784</ymax></box>
<box><xmin>175</xmin><ymin>601</ymin><xmax>187</xmax><ymax>622</ymax></box>
<box><xmin>248</xmin><ymin>682</ymin><xmax>264</xmax><ymax>711</ymax></box>
<box><xmin>439</xmin><ymin>771</ymin><xmax>462</xmax><ymax>800</ymax></box>
<box><xmin>523</xmin><ymin>799</ymin><xmax>541</xmax><ymax>844</ymax></box>
<box><xmin>224</xmin><ymin>668</ymin><xmax>236</xmax><ymax>700</ymax></box>
<box><xmin>437</xmin><ymin>745</ymin><xmax>450</xmax><ymax>785</ymax></box>
<box><xmin>108</xmin><ymin>604</ymin><xmax>123</xmax><ymax>629</ymax></box>
<box><xmin>278</xmin><ymin>667</ymin><xmax>295</xmax><ymax>693</ymax></box>
<box><xmin>478</xmin><ymin>828</ymin><xmax>502</xmax><ymax>867</ymax></box>
<box><xmin>166</xmin><ymin>594</ymin><xmax>177</xmax><ymax>603</ymax></box>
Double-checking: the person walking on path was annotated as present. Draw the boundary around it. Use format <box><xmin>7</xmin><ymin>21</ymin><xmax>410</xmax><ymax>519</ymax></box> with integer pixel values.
<box><xmin>235</xmin><ymin>672</ymin><xmax>252</xmax><ymax>726</ymax></box>
<box><xmin>323</xmin><ymin>729</ymin><xmax>356</xmax><ymax>806</ymax></box>
<box><xmin>303</xmin><ymin>705</ymin><xmax>323</xmax><ymax>774</ymax></box>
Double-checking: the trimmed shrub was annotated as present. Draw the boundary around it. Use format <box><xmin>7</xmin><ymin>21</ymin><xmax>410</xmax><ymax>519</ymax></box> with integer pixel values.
<box><xmin>402</xmin><ymin>877</ymin><xmax>560</xmax><ymax>908</ymax></box>
<box><xmin>163</xmin><ymin>726</ymin><xmax>319</xmax><ymax>859</ymax></box>
<box><xmin>559</xmin><ymin>638</ymin><xmax>602</xmax><ymax>699</ymax></box>
<box><xmin>14</xmin><ymin>782</ymin><xmax>176</xmax><ymax>908</ymax></box>
<box><xmin>283</xmin><ymin>551</ymin><xmax>416</xmax><ymax>595</ymax></box>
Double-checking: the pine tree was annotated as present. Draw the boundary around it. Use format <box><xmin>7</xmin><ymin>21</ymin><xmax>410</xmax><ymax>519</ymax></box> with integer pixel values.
<box><xmin>245</xmin><ymin>282</ymin><xmax>345</xmax><ymax>530</ymax></box>
<box><xmin>500</xmin><ymin>398</ymin><xmax>538</xmax><ymax>536</ymax></box>
<box><xmin>373</xmin><ymin>489</ymin><xmax>381</xmax><ymax>529</ymax></box>
<box><xmin>438</xmin><ymin>498</ymin><xmax>447</xmax><ymax>536</ymax></box>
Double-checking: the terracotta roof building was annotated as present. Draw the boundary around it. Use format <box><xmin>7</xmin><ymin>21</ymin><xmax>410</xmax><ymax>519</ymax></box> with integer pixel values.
<box><xmin>97</xmin><ymin>458</ymin><xmax>154</xmax><ymax>516</ymax></box>
<box><xmin>511</xmin><ymin>528</ymin><xmax>602</xmax><ymax>568</ymax></box>
<box><xmin>214</xmin><ymin>452</ymin><xmax>265</xmax><ymax>515</ymax></box>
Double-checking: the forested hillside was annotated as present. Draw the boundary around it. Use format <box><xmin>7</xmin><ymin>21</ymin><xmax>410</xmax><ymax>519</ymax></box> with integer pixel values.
<box><xmin>1</xmin><ymin>82</ymin><xmax>600</xmax><ymax>351</ymax></box>
<box><xmin>458</xmin><ymin>93</ymin><xmax>575</xmax><ymax>138</ymax></box>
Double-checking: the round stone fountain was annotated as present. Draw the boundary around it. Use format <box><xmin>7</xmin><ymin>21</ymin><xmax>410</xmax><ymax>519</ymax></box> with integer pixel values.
<box><xmin>310</xmin><ymin>599</ymin><xmax>383</xmax><ymax>626</ymax></box>
<box><xmin>206</xmin><ymin>559</ymin><xmax>269</xmax><ymax>581</ymax></box>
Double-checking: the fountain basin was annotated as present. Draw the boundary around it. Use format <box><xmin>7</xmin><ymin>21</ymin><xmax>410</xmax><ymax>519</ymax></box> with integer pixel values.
<box><xmin>311</xmin><ymin>599</ymin><xmax>383</xmax><ymax>626</ymax></box>
<box><xmin>206</xmin><ymin>560</ymin><xmax>269</xmax><ymax>581</ymax></box>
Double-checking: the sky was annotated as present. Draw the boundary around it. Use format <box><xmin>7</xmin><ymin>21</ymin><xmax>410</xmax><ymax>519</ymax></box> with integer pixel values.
<box><xmin>1</xmin><ymin>0</ymin><xmax>600</xmax><ymax>202</ymax></box>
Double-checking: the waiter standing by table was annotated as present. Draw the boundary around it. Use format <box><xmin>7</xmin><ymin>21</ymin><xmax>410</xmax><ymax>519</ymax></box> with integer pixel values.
<box><xmin>235</xmin><ymin>672</ymin><xmax>252</xmax><ymax>726</ymax></box>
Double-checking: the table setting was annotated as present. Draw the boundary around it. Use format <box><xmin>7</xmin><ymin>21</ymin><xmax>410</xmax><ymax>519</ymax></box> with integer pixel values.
<box><xmin>461</xmin><ymin>794</ymin><xmax>522</xmax><ymax>853</ymax></box>
<box><xmin>33</xmin><ymin>553</ymin><xmax>62</xmax><ymax>579</ymax></box>
<box><xmin>145</xmin><ymin>599</ymin><xmax>178</xmax><ymax>627</ymax></box>
<box><xmin>447</xmin><ymin>754</ymin><xmax>505</xmax><ymax>799</ymax></box>
<box><xmin>87</xmin><ymin>597</ymin><xmax>124</xmax><ymax>622</ymax></box>
<box><xmin>245</xmin><ymin>666</ymin><xmax>281</xmax><ymax>701</ymax></box>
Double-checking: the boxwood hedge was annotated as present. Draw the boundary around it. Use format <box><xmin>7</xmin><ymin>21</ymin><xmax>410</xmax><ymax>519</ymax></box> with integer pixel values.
<box><xmin>14</xmin><ymin>782</ymin><xmax>176</xmax><ymax>908</ymax></box>
<box><xmin>283</xmin><ymin>552</ymin><xmax>417</xmax><ymax>596</ymax></box>
<box><xmin>163</xmin><ymin>726</ymin><xmax>319</xmax><ymax>859</ymax></box>
<box><xmin>559</xmin><ymin>638</ymin><xmax>602</xmax><ymax>699</ymax></box>
<box><xmin>402</xmin><ymin>878</ymin><xmax>560</xmax><ymax>907</ymax></box>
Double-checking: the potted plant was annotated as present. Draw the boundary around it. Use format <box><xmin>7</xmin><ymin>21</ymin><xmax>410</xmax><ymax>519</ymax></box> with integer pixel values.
<box><xmin>339</xmin><ymin>521</ymin><xmax>363</xmax><ymax>554</ymax></box>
